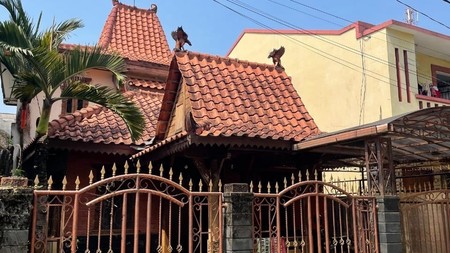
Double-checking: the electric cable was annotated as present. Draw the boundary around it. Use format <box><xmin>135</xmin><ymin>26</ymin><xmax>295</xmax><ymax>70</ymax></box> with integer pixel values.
<box><xmin>218</xmin><ymin>0</ymin><xmax>416</xmax><ymax>92</ymax></box>
<box><xmin>396</xmin><ymin>0</ymin><xmax>450</xmax><ymax>30</ymax></box>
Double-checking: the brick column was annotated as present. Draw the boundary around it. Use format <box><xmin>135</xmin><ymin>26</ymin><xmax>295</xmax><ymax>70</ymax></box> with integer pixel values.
<box><xmin>0</xmin><ymin>188</ymin><xmax>33</xmax><ymax>253</ymax></box>
<box><xmin>223</xmin><ymin>183</ymin><xmax>253</xmax><ymax>253</ymax></box>
<box><xmin>377</xmin><ymin>196</ymin><xmax>403</xmax><ymax>253</ymax></box>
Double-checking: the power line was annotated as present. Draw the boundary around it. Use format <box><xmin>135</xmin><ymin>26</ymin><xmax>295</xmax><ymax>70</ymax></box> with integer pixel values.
<box><xmin>219</xmin><ymin>0</ymin><xmax>435</xmax><ymax>93</ymax></box>
<box><xmin>225</xmin><ymin>0</ymin><xmax>450</xmax><ymax>93</ymax></box>
<box><xmin>396</xmin><ymin>0</ymin><xmax>450</xmax><ymax>30</ymax></box>
<box><xmin>213</xmin><ymin>0</ymin><xmax>406</xmax><ymax>92</ymax></box>
<box><xmin>272</xmin><ymin>0</ymin><xmax>450</xmax><ymax>69</ymax></box>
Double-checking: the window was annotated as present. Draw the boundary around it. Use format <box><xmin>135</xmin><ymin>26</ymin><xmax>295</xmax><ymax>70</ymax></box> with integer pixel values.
<box><xmin>63</xmin><ymin>98</ymin><xmax>88</xmax><ymax>114</ymax></box>
<box><xmin>60</xmin><ymin>76</ymin><xmax>92</xmax><ymax>115</ymax></box>
<box><xmin>431</xmin><ymin>65</ymin><xmax>450</xmax><ymax>100</ymax></box>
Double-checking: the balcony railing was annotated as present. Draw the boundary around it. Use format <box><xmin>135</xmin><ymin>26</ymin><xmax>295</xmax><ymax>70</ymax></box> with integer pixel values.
<box><xmin>415</xmin><ymin>94</ymin><xmax>450</xmax><ymax>109</ymax></box>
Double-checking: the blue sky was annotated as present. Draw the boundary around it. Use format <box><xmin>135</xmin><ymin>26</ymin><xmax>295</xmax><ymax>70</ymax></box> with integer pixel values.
<box><xmin>1</xmin><ymin>0</ymin><xmax>449</xmax><ymax>114</ymax></box>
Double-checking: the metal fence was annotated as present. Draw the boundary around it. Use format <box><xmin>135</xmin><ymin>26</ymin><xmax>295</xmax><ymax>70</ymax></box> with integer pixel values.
<box><xmin>251</xmin><ymin>171</ymin><xmax>379</xmax><ymax>253</ymax></box>
<box><xmin>31</xmin><ymin>161</ymin><xmax>222</xmax><ymax>253</ymax></box>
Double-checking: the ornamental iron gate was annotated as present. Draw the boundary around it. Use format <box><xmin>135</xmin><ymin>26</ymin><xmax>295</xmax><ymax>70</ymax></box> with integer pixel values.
<box><xmin>399</xmin><ymin>173</ymin><xmax>450</xmax><ymax>253</ymax></box>
<box><xmin>252</xmin><ymin>171</ymin><xmax>379</xmax><ymax>253</ymax></box>
<box><xmin>30</xmin><ymin>162</ymin><xmax>222</xmax><ymax>253</ymax></box>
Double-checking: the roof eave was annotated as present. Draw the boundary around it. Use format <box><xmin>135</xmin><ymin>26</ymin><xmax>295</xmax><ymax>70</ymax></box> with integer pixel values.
<box><xmin>294</xmin><ymin>123</ymin><xmax>390</xmax><ymax>151</ymax></box>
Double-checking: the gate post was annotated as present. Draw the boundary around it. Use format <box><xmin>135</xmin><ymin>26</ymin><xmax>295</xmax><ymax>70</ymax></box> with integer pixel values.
<box><xmin>223</xmin><ymin>183</ymin><xmax>253</xmax><ymax>253</ymax></box>
<box><xmin>377</xmin><ymin>196</ymin><xmax>403</xmax><ymax>253</ymax></box>
<box><xmin>0</xmin><ymin>187</ymin><xmax>33</xmax><ymax>253</ymax></box>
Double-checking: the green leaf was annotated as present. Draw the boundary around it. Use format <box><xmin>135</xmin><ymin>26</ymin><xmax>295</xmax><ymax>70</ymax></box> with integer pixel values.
<box><xmin>60</xmin><ymin>84</ymin><xmax>145</xmax><ymax>142</ymax></box>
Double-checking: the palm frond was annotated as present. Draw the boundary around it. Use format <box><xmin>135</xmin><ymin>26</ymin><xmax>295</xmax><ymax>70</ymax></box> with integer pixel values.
<box><xmin>64</xmin><ymin>46</ymin><xmax>126</xmax><ymax>82</ymax></box>
<box><xmin>11</xmin><ymin>73</ymin><xmax>43</xmax><ymax>102</ymax></box>
<box><xmin>0</xmin><ymin>0</ymin><xmax>41</xmax><ymax>41</ymax></box>
<box><xmin>49</xmin><ymin>19</ymin><xmax>83</xmax><ymax>47</ymax></box>
<box><xmin>0</xmin><ymin>21</ymin><xmax>33</xmax><ymax>56</ymax></box>
<box><xmin>60</xmin><ymin>83</ymin><xmax>145</xmax><ymax>142</ymax></box>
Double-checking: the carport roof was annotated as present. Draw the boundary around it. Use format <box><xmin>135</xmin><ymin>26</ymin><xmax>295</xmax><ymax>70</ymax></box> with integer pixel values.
<box><xmin>294</xmin><ymin>106</ymin><xmax>450</xmax><ymax>168</ymax></box>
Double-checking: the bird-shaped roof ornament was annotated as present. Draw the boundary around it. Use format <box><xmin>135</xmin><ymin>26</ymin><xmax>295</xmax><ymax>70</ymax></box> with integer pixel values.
<box><xmin>268</xmin><ymin>46</ymin><xmax>285</xmax><ymax>70</ymax></box>
<box><xmin>171</xmin><ymin>26</ymin><xmax>192</xmax><ymax>52</ymax></box>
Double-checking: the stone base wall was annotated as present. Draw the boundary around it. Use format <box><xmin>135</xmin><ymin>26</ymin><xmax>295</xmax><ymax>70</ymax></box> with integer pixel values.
<box><xmin>0</xmin><ymin>188</ymin><xmax>33</xmax><ymax>253</ymax></box>
<box><xmin>377</xmin><ymin>196</ymin><xmax>403</xmax><ymax>253</ymax></box>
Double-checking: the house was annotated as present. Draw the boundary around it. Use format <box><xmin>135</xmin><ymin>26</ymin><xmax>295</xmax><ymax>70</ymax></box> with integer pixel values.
<box><xmin>0</xmin><ymin>1</ymin><xmax>172</xmax><ymax>184</ymax></box>
<box><xmin>130</xmin><ymin>51</ymin><xmax>320</xmax><ymax>183</ymax></box>
<box><xmin>228</xmin><ymin>20</ymin><xmax>450</xmax><ymax>133</ymax></box>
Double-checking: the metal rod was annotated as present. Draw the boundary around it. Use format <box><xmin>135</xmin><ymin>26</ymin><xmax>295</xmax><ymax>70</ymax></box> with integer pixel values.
<box><xmin>121</xmin><ymin>193</ymin><xmax>128</xmax><ymax>253</ymax></box>
<box><xmin>218</xmin><ymin>194</ymin><xmax>223</xmax><ymax>253</ymax></box>
<box><xmin>189</xmin><ymin>195</ymin><xmax>193</xmax><ymax>253</ymax></box>
<box><xmin>323</xmin><ymin>195</ymin><xmax>329</xmax><ymax>253</ymax></box>
<box><xmin>276</xmin><ymin>194</ymin><xmax>281</xmax><ymax>253</ymax></box>
<box><xmin>86</xmin><ymin>207</ymin><xmax>91</xmax><ymax>250</ymax></box>
<box><xmin>315</xmin><ymin>192</ymin><xmax>322</xmax><ymax>253</ymax></box>
<box><xmin>146</xmin><ymin>194</ymin><xmax>152</xmax><ymax>253</ymax></box>
<box><xmin>59</xmin><ymin>197</ymin><xmax>67</xmax><ymax>251</ymax></box>
<box><xmin>352</xmin><ymin>199</ymin><xmax>359</xmax><ymax>253</ymax></box>
<box><xmin>109</xmin><ymin>197</ymin><xmax>115</xmax><ymax>252</ymax></box>
<box><xmin>134</xmin><ymin>192</ymin><xmax>140</xmax><ymax>253</ymax></box>
<box><xmin>71</xmin><ymin>193</ymin><xmax>79</xmax><ymax>253</ymax></box>
<box><xmin>307</xmin><ymin>196</ymin><xmax>313</xmax><ymax>253</ymax></box>
<box><xmin>97</xmin><ymin>200</ymin><xmax>103</xmax><ymax>252</ymax></box>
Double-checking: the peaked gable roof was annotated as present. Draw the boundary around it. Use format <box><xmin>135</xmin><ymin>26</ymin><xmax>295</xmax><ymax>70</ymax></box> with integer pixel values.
<box><xmin>157</xmin><ymin>51</ymin><xmax>319</xmax><ymax>142</ymax></box>
<box><xmin>99</xmin><ymin>1</ymin><xmax>171</xmax><ymax>65</ymax></box>
<box><xmin>48</xmin><ymin>90</ymin><xmax>163</xmax><ymax>146</ymax></box>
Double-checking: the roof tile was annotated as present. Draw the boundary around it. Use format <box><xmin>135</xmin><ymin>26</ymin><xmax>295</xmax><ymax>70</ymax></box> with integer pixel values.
<box><xmin>99</xmin><ymin>2</ymin><xmax>171</xmax><ymax>65</ymax></box>
<box><xmin>173</xmin><ymin>52</ymin><xmax>320</xmax><ymax>142</ymax></box>
<box><xmin>48</xmin><ymin>90</ymin><xmax>163</xmax><ymax>145</ymax></box>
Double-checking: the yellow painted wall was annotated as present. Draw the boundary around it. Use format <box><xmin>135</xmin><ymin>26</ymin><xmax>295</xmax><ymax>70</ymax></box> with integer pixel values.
<box><xmin>416</xmin><ymin>53</ymin><xmax>450</xmax><ymax>83</ymax></box>
<box><xmin>229</xmin><ymin>27</ymin><xmax>396</xmax><ymax>132</ymax></box>
<box><xmin>385</xmin><ymin>29</ymin><xmax>419</xmax><ymax>116</ymax></box>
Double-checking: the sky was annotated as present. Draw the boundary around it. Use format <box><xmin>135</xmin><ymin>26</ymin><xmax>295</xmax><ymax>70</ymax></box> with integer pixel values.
<box><xmin>1</xmin><ymin>0</ymin><xmax>449</xmax><ymax>114</ymax></box>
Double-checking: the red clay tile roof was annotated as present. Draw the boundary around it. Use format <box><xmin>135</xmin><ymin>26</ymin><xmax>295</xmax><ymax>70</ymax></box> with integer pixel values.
<box><xmin>99</xmin><ymin>1</ymin><xmax>171</xmax><ymax>65</ymax></box>
<box><xmin>48</xmin><ymin>90</ymin><xmax>163</xmax><ymax>146</ymax></box>
<box><xmin>158</xmin><ymin>52</ymin><xmax>320</xmax><ymax>142</ymax></box>
<box><xmin>127</xmin><ymin>77</ymin><xmax>165</xmax><ymax>90</ymax></box>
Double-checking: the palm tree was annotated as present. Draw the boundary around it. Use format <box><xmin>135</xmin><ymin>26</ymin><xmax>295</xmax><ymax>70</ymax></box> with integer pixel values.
<box><xmin>0</xmin><ymin>0</ymin><xmax>145</xmax><ymax>141</ymax></box>
<box><xmin>1</xmin><ymin>0</ymin><xmax>145</xmax><ymax>183</ymax></box>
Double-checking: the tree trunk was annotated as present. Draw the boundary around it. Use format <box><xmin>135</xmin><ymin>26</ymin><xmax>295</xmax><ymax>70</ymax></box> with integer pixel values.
<box><xmin>35</xmin><ymin>99</ymin><xmax>52</xmax><ymax>137</ymax></box>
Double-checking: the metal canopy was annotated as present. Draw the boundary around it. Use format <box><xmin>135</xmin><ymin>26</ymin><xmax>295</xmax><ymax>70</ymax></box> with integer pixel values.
<box><xmin>294</xmin><ymin>106</ymin><xmax>450</xmax><ymax>169</ymax></box>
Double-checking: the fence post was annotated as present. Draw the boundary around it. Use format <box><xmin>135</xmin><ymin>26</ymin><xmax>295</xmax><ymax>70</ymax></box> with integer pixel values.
<box><xmin>223</xmin><ymin>183</ymin><xmax>253</xmax><ymax>253</ymax></box>
<box><xmin>376</xmin><ymin>196</ymin><xmax>403</xmax><ymax>253</ymax></box>
<box><xmin>0</xmin><ymin>187</ymin><xmax>33</xmax><ymax>253</ymax></box>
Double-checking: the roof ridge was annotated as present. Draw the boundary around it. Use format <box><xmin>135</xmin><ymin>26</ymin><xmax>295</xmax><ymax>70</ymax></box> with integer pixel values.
<box><xmin>98</xmin><ymin>3</ymin><xmax>118</xmax><ymax>48</ymax></box>
<box><xmin>175</xmin><ymin>51</ymin><xmax>286</xmax><ymax>74</ymax></box>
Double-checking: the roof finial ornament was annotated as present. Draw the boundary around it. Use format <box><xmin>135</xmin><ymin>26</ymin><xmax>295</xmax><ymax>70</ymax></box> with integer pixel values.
<box><xmin>112</xmin><ymin>0</ymin><xmax>119</xmax><ymax>6</ymax></box>
<box><xmin>268</xmin><ymin>46</ymin><xmax>285</xmax><ymax>70</ymax></box>
<box><xmin>150</xmin><ymin>3</ymin><xmax>157</xmax><ymax>12</ymax></box>
<box><xmin>171</xmin><ymin>26</ymin><xmax>192</xmax><ymax>52</ymax></box>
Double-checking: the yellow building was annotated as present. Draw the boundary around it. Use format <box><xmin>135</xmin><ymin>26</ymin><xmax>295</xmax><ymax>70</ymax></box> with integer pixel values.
<box><xmin>228</xmin><ymin>20</ymin><xmax>450</xmax><ymax>133</ymax></box>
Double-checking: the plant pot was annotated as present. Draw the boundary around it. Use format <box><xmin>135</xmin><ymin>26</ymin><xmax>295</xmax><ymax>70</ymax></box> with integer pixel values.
<box><xmin>0</xmin><ymin>176</ymin><xmax>29</xmax><ymax>188</ymax></box>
